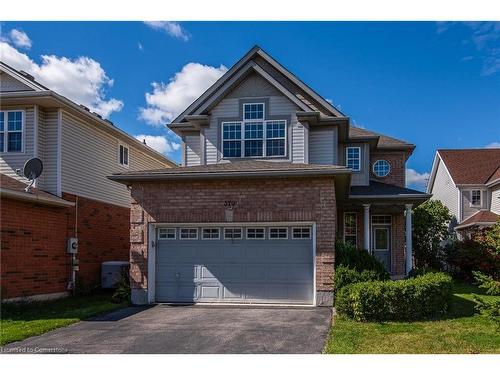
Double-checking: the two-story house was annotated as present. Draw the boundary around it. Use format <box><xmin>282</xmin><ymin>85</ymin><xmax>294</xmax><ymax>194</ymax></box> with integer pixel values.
<box><xmin>0</xmin><ymin>61</ymin><xmax>176</xmax><ymax>300</ymax></box>
<box><xmin>427</xmin><ymin>149</ymin><xmax>500</xmax><ymax>238</ymax></box>
<box><xmin>109</xmin><ymin>46</ymin><xmax>430</xmax><ymax>306</ymax></box>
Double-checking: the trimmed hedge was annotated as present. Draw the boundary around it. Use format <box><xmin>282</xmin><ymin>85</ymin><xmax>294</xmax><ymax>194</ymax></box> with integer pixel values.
<box><xmin>335</xmin><ymin>241</ymin><xmax>389</xmax><ymax>276</ymax></box>
<box><xmin>334</xmin><ymin>265</ymin><xmax>389</xmax><ymax>292</ymax></box>
<box><xmin>336</xmin><ymin>272</ymin><xmax>453</xmax><ymax>322</ymax></box>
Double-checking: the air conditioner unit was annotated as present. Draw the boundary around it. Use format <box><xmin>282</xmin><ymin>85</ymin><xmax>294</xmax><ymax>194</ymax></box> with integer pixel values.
<box><xmin>67</xmin><ymin>238</ymin><xmax>78</xmax><ymax>254</ymax></box>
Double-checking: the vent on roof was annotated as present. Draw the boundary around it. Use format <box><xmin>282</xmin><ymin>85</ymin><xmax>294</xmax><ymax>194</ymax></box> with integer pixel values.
<box><xmin>79</xmin><ymin>104</ymin><xmax>90</xmax><ymax>112</ymax></box>
<box><xmin>19</xmin><ymin>70</ymin><xmax>35</xmax><ymax>81</ymax></box>
<box><xmin>92</xmin><ymin>112</ymin><xmax>102</xmax><ymax>119</ymax></box>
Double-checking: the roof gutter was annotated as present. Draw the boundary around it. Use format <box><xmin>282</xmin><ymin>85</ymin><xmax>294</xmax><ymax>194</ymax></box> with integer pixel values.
<box><xmin>455</xmin><ymin>221</ymin><xmax>497</xmax><ymax>230</ymax></box>
<box><xmin>0</xmin><ymin>188</ymin><xmax>75</xmax><ymax>207</ymax></box>
<box><xmin>349</xmin><ymin>193</ymin><xmax>432</xmax><ymax>200</ymax></box>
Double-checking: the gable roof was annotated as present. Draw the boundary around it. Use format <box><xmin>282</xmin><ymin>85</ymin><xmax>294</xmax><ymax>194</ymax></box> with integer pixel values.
<box><xmin>171</xmin><ymin>45</ymin><xmax>345</xmax><ymax>125</ymax></box>
<box><xmin>437</xmin><ymin>149</ymin><xmax>500</xmax><ymax>185</ymax></box>
<box><xmin>455</xmin><ymin>210</ymin><xmax>499</xmax><ymax>230</ymax></box>
<box><xmin>0</xmin><ymin>61</ymin><xmax>48</xmax><ymax>91</ymax></box>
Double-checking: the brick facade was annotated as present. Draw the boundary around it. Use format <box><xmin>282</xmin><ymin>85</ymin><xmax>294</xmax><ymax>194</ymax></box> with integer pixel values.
<box><xmin>128</xmin><ymin>176</ymin><xmax>337</xmax><ymax>304</ymax></box>
<box><xmin>1</xmin><ymin>194</ymin><xmax>129</xmax><ymax>299</ymax></box>
<box><xmin>370</xmin><ymin>151</ymin><xmax>408</xmax><ymax>187</ymax></box>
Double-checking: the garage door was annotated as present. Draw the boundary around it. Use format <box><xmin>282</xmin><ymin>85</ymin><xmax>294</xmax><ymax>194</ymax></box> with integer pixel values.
<box><xmin>154</xmin><ymin>225</ymin><xmax>314</xmax><ymax>305</ymax></box>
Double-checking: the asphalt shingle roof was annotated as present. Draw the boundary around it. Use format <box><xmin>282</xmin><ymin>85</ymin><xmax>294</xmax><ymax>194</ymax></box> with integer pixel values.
<box><xmin>438</xmin><ymin>149</ymin><xmax>500</xmax><ymax>185</ymax></box>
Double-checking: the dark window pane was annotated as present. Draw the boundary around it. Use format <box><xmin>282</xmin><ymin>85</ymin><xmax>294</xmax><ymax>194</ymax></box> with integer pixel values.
<box><xmin>0</xmin><ymin>132</ymin><xmax>4</xmax><ymax>152</ymax></box>
<box><xmin>244</xmin><ymin>122</ymin><xmax>263</xmax><ymax>139</ymax></box>
<box><xmin>7</xmin><ymin>132</ymin><xmax>22</xmax><ymax>152</ymax></box>
<box><xmin>244</xmin><ymin>140</ymin><xmax>263</xmax><ymax>157</ymax></box>
<box><xmin>8</xmin><ymin>111</ymin><xmax>22</xmax><ymax>131</ymax></box>
<box><xmin>223</xmin><ymin>141</ymin><xmax>241</xmax><ymax>157</ymax></box>
<box><xmin>124</xmin><ymin>147</ymin><xmax>129</xmax><ymax>165</ymax></box>
<box><xmin>119</xmin><ymin>145</ymin><xmax>124</xmax><ymax>164</ymax></box>
<box><xmin>266</xmin><ymin>139</ymin><xmax>285</xmax><ymax>156</ymax></box>
<box><xmin>0</xmin><ymin>112</ymin><xmax>4</xmax><ymax>131</ymax></box>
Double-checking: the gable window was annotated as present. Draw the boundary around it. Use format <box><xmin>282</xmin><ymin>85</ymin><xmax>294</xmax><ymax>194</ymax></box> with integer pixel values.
<box><xmin>373</xmin><ymin>160</ymin><xmax>390</xmax><ymax>177</ymax></box>
<box><xmin>344</xmin><ymin>212</ymin><xmax>357</xmax><ymax>245</ymax></box>
<box><xmin>224</xmin><ymin>227</ymin><xmax>242</xmax><ymax>240</ymax></box>
<box><xmin>158</xmin><ymin>228</ymin><xmax>176</xmax><ymax>240</ymax></box>
<box><xmin>119</xmin><ymin>144</ymin><xmax>129</xmax><ymax>167</ymax></box>
<box><xmin>346</xmin><ymin>147</ymin><xmax>361</xmax><ymax>171</ymax></box>
<box><xmin>180</xmin><ymin>228</ymin><xmax>198</xmax><ymax>240</ymax></box>
<box><xmin>471</xmin><ymin>190</ymin><xmax>482</xmax><ymax>207</ymax></box>
<box><xmin>246</xmin><ymin>227</ymin><xmax>265</xmax><ymax>239</ymax></box>
<box><xmin>0</xmin><ymin>111</ymin><xmax>23</xmax><ymax>153</ymax></box>
<box><xmin>243</xmin><ymin>103</ymin><xmax>264</xmax><ymax>120</ymax></box>
<box><xmin>202</xmin><ymin>228</ymin><xmax>220</xmax><ymax>240</ymax></box>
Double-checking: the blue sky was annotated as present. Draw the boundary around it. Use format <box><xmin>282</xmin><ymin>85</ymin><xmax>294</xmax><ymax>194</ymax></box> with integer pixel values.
<box><xmin>1</xmin><ymin>21</ymin><xmax>499</xmax><ymax>190</ymax></box>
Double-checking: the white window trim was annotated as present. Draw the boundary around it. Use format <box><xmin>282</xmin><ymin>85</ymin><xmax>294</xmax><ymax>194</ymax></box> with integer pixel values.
<box><xmin>246</xmin><ymin>227</ymin><xmax>266</xmax><ymax>240</ymax></box>
<box><xmin>118</xmin><ymin>143</ymin><xmax>130</xmax><ymax>168</ymax></box>
<box><xmin>343</xmin><ymin>212</ymin><xmax>358</xmax><ymax>243</ymax></box>
<box><xmin>292</xmin><ymin>227</ymin><xmax>311</xmax><ymax>239</ymax></box>
<box><xmin>243</xmin><ymin>102</ymin><xmax>265</xmax><ymax>120</ymax></box>
<box><xmin>269</xmin><ymin>227</ymin><xmax>288</xmax><ymax>240</ymax></box>
<box><xmin>0</xmin><ymin>109</ymin><xmax>25</xmax><ymax>154</ymax></box>
<box><xmin>224</xmin><ymin>227</ymin><xmax>243</xmax><ymax>240</ymax></box>
<box><xmin>373</xmin><ymin>159</ymin><xmax>391</xmax><ymax>177</ymax></box>
<box><xmin>179</xmin><ymin>228</ymin><xmax>198</xmax><ymax>240</ymax></box>
<box><xmin>158</xmin><ymin>228</ymin><xmax>176</xmax><ymax>240</ymax></box>
<box><xmin>470</xmin><ymin>190</ymin><xmax>483</xmax><ymax>207</ymax></box>
<box><xmin>346</xmin><ymin>146</ymin><xmax>361</xmax><ymax>172</ymax></box>
<box><xmin>202</xmin><ymin>227</ymin><xmax>221</xmax><ymax>240</ymax></box>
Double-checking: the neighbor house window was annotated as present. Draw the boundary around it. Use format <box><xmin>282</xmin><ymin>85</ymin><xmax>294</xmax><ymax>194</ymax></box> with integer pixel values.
<box><xmin>292</xmin><ymin>227</ymin><xmax>311</xmax><ymax>239</ymax></box>
<box><xmin>202</xmin><ymin>228</ymin><xmax>220</xmax><ymax>240</ymax></box>
<box><xmin>0</xmin><ymin>111</ymin><xmax>23</xmax><ymax>153</ymax></box>
<box><xmin>346</xmin><ymin>147</ymin><xmax>361</xmax><ymax>171</ymax></box>
<box><xmin>158</xmin><ymin>228</ymin><xmax>176</xmax><ymax>240</ymax></box>
<box><xmin>269</xmin><ymin>227</ymin><xmax>288</xmax><ymax>239</ymax></box>
<box><xmin>373</xmin><ymin>160</ymin><xmax>391</xmax><ymax>177</ymax></box>
<box><xmin>344</xmin><ymin>213</ymin><xmax>357</xmax><ymax>245</ymax></box>
<box><xmin>119</xmin><ymin>144</ymin><xmax>129</xmax><ymax>167</ymax></box>
<box><xmin>180</xmin><ymin>228</ymin><xmax>198</xmax><ymax>240</ymax></box>
<box><xmin>221</xmin><ymin>103</ymin><xmax>286</xmax><ymax>158</ymax></box>
<box><xmin>471</xmin><ymin>190</ymin><xmax>482</xmax><ymax>206</ymax></box>
<box><xmin>246</xmin><ymin>227</ymin><xmax>265</xmax><ymax>239</ymax></box>
<box><xmin>224</xmin><ymin>227</ymin><xmax>242</xmax><ymax>240</ymax></box>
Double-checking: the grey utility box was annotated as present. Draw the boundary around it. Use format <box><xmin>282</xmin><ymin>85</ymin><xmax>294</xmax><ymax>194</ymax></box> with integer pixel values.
<box><xmin>101</xmin><ymin>261</ymin><xmax>129</xmax><ymax>289</ymax></box>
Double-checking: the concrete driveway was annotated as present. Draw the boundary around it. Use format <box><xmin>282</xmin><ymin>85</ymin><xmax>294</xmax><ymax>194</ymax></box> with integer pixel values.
<box><xmin>2</xmin><ymin>305</ymin><xmax>332</xmax><ymax>354</ymax></box>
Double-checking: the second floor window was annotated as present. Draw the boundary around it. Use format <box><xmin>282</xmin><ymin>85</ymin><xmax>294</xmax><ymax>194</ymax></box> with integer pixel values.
<box><xmin>119</xmin><ymin>144</ymin><xmax>129</xmax><ymax>167</ymax></box>
<box><xmin>471</xmin><ymin>190</ymin><xmax>482</xmax><ymax>206</ymax></box>
<box><xmin>0</xmin><ymin>111</ymin><xmax>23</xmax><ymax>153</ymax></box>
<box><xmin>346</xmin><ymin>147</ymin><xmax>361</xmax><ymax>171</ymax></box>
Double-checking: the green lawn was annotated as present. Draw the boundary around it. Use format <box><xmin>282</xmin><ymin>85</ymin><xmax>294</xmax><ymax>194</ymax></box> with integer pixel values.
<box><xmin>0</xmin><ymin>292</ymin><xmax>128</xmax><ymax>346</ymax></box>
<box><xmin>324</xmin><ymin>282</ymin><xmax>500</xmax><ymax>354</ymax></box>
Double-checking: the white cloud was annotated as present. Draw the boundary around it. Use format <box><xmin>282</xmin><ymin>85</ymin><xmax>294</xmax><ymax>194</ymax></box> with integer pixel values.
<box><xmin>144</xmin><ymin>21</ymin><xmax>190</xmax><ymax>41</ymax></box>
<box><xmin>139</xmin><ymin>62</ymin><xmax>227</xmax><ymax>126</ymax></box>
<box><xmin>138</xmin><ymin>42</ymin><xmax>143</xmax><ymax>51</ymax></box>
<box><xmin>406</xmin><ymin>168</ymin><xmax>430</xmax><ymax>190</ymax></box>
<box><xmin>485</xmin><ymin>142</ymin><xmax>500</xmax><ymax>149</ymax></box>
<box><xmin>9</xmin><ymin>29</ymin><xmax>32</xmax><ymax>49</ymax></box>
<box><xmin>134</xmin><ymin>134</ymin><xmax>180</xmax><ymax>155</ymax></box>
<box><xmin>0</xmin><ymin>38</ymin><xmax>123</xmax><ymax>118</ymax></box>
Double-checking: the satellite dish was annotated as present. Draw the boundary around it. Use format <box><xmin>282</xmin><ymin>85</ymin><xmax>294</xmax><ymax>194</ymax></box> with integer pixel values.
<box><xmin>23</xmin><ymin>157</ymin><xmax>43</xmax><ymax>192</ymax></box>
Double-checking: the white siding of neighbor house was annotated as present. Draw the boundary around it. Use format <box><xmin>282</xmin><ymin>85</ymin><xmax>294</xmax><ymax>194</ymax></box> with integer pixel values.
<box><xmin>490</xmin><ymin>185</ymin><xmax>500</xmax><ymax>215</ymax></box>
<box><xmin>309</xmin><ymin>126</ymin><xmax>338</xmax><ymax>165</ymax></box>
<box><xmin>0</xmin><ymin>71</ymin><xmax>34</xmax><ymax>92</ymax></box>
<box><xmin>185</xmin><ymin>133</ymin><xmax>201</xmax><ymax>167</ymax></box>
<box><xmin>429</xmin><ymin>158</ymin><xmax>459</xmax><ymax>221</ymax></box>
<box><xmin>60</xmin><ymin>110</ymin><xmax>168</xmax><ymax>207</ymax></box>
<box><xmin>0</xmin><ymin>105</ymin><xmax>35</xmax><ymax>184</ymax></box>
<box><xmin>461</xmin><ymin>188</ymin><xmax>488</xmax><ymax>221</ymax></box>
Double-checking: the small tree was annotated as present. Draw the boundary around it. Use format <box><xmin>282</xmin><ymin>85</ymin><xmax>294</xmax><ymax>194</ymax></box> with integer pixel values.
<box><xmin>476</xmin><ymin>219</ymin><xmax>500</xmax><ymax>255</ymax></box>
<box><xmin>412</xmin><ymin>200</ymin><xmax>452</xmax><ymax>269</ymax></box>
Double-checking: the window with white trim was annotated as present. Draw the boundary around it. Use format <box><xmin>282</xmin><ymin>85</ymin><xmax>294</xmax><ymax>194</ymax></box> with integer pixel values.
<box><xmin>224</xmin><ymin>227</ymin><xmax>242</xmax><ymax>240</ymax></box>
<box><xmin>222</xmin><ymin>122</ymin><xmax>242</xmax><ymax>157</ymax></box>
<box><xmin>269</xmin><ymin>227</ymin><xmax>288</xmax><ymax>239</ymax></box>
<box><xmin>346</xmin><ymin>147</ymin><xmax>361</xmax><ymax>171</ymax></box>
<box><xmin>158</xmin><ymin>228</ymin><xmax>176</xmax><ymax>240</ymax></box>
<box><xmin>0</xmin><ymin>111</ymin><xmax>23</xmax><ymax>153</ymax></box>
<box><xmin>119</xmin><ymin>144</ymin><xmax>129</xmax><ymax>167</ymax></box>
<box><xmin>246</xmin><ymin>227</ymin><xmax>265</xmax><ymax>239</ymax></box>
<box><xmin>202</xmin><ymin>228</ymin><xmax>220</xmax><ymax>239</ymax></box>
<box><xmin>292</xmin><ymin>227</ymin><xmax>311</xmax><ymax>239</ymax></box>
<box><xmin>373</xmin><ymin>160</ymin><xmax>390</xmax><ymax>177</ymax></box>
<box><xmin>343</xmin><ymin>213</ymin><xmax>357</xmax><ymax>245</ymax></box>
<box><xmin>180</xmin><ymin>228</ymin><xmax>198</xmax><ymax>239</ymax></box>
<box><xmin>471</xmin><ymin>190</ymin><xmax>482</xmax><ymax>206</ymax></box>
<box><xmin>243</xmin><ymin>103</ymin><xmax>264</xmax><ymax>120</ymax></box>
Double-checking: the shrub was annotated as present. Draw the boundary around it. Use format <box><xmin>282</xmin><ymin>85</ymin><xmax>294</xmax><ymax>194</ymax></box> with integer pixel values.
<box><xmin>335</xmin><ymin>241</ymin><xmax>389</xmax><ymax>277</ymax></box>
<box><xmin>336</xmin><ymin>272</ymin><xmax>453</xmax><ymax>322</ymax></box>
<box><xmin>111</xmin><ymin>269</ymin><xmax>131</xmax><ymax>304</ymax></box>
<box><xmin>473</xmin><ymin>271</ymin><xmax>500</xmax><ymax>296</ymax></box>
<box><xmin>473</xmin><ymin>295</ymin><xmax>500</xmax><ymax>331</ymax></box>
<box><xmin>334</xmin><ymin>265</ymin><xmax>389</xmax><ymax>292</ymax></box>
<box><xmin>445</xmin><ymin>240</ymin><xmax>500</xmax><ymax>280</ymax></box>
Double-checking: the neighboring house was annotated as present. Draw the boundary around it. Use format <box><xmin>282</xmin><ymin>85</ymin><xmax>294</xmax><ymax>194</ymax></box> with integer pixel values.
<box><xmin>0</xmin><ymin>61</ymin><xmax>176</xmax><ymax>300</ymax></box>
<box><xmin>427</xmin><ymin>149</ymin><xmax>500</xmax><ymax>238</ymax></box>
<box><xmin>109</xmin><ymin>46</ymin><xmax>430</xmax><ymax>306</ymax></box>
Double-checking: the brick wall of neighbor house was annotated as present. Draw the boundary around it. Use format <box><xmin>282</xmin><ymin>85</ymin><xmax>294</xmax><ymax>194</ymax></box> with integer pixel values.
<box><xmin>0</xmin><ymin>194</ymin><xmax>130</xmax><ymax>300</ymax></box>
<box><xmin>0</xmin><ymin>198</ymin><xmax>71</xmax><ymax>299</ymax></box>
<box><xmin>370</xmin><ymin>151</ymin><xmax>407</xmax><ymax>187</ymax></box>
<box><xmin>128</xmin><ymin>177</ymin><xmax>337</xmax><ymax>305</ymax></box>
<box><xmin>63</xmin><ymin>193</ymin><xmax>130</xmax><ymax>288</ymax></box>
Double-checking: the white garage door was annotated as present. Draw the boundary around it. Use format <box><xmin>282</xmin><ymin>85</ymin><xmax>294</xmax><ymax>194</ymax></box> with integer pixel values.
<box><xmin>154</xmin><ymin>225</ymin><xmax>314</xmax><ymax>305</ymax></box>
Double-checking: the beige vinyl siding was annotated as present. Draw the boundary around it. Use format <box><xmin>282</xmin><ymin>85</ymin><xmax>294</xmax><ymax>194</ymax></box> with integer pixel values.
<box><xmin>226</xmin><ymin>72</ymin><xmax>282</xmax><ymax>99</ymax></box>
<box><xmin>429</xmin><ymin>159</ymin><xmax>459</xmax><ymax>222</ymax></box>
<box><xmin>309</xmin><ymin>126</ymin><xmax>338</xmax><ymax>165</ymax></box>
<box><xmin>185</xmin><ymin>133</ymin><xmax>201</xmax><ymax>166</ymax></box>
<box><xmin>291</xmin><ymin>121</ymin><xmax>306</xmax><ymax>163</ymax></box>
<box><xmin>207</xmin><ymin>98</ymin><xmax>238</xmax><ymax>164</ymax></box>
<box><xmin>461</xmin><ymin>188</ymin><xmax>488</xmax><ymax>221</ymax></box>
<box><xmin>0</xmin><ymin>105</ymin><xmax>35</xmax><ymax>183</ymax></box>
<box><xmin>60</xmin><ymin>111</ymin><xmax>167</xmax><ymax>207</ymax></box>
<box><xmin>0</xmin><ymin>71</ymin><xmax>34</xmax><ymax>92</ymax></box>
<box><xmin>339</xmin><ymin>142</ymin><xmax>369</xmax><ymax>186</ymax></box>
<box><xmin>38</xmin><ymin>109</ymin><xmax>60</xmax><ymax>195</ymax></box>
<box><xmin>490</xmin><ymin>185</ymin><xmax>500</xmax><ymax>215</ymax></box>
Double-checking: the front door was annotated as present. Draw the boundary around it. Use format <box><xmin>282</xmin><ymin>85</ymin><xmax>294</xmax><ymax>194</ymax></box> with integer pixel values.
<box><xmin>372</xmin><ymin>225</ymin><xmax>391</xmax><ymax>272</ymax></box>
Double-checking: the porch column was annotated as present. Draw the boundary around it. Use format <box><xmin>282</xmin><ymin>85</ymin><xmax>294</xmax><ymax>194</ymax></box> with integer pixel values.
<box><xmin>405</xmin><ymin>204</ymin><xmax>413</xmax><ymax>274</ymax></box>
<box><xmin>363</xmin><ymin>204</ymin><xmax>370</xmax><ymax>251</ymax></box>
